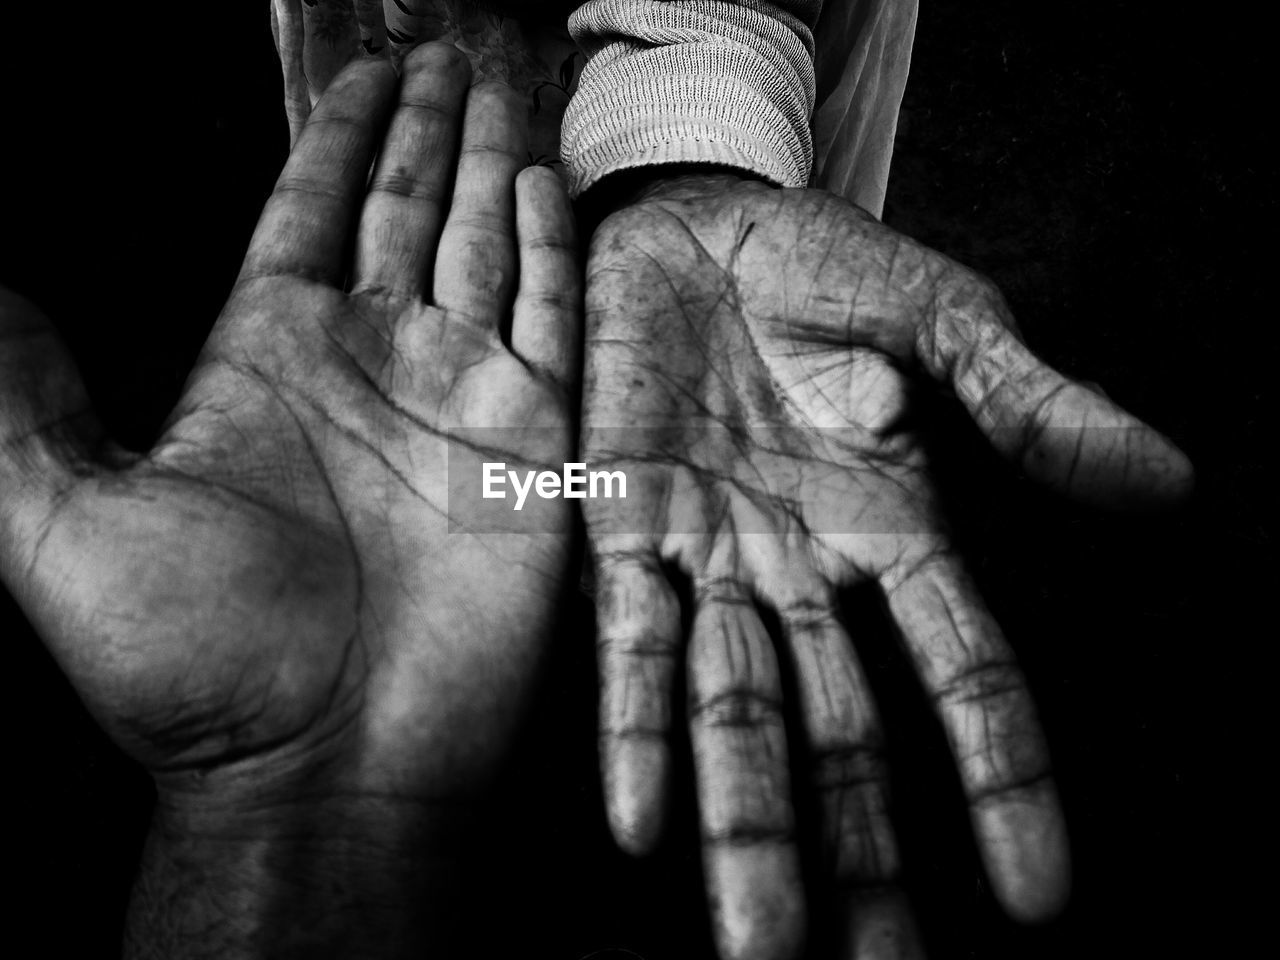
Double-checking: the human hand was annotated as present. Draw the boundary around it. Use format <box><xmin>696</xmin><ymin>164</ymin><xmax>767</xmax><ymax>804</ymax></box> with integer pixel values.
<box><xmin>583</xmin><ymin>173</ymin><xmax>1191</xmax><ymax>959</ymax></box>
<box><xmin>274</xmin><ymin>1</ymin><xmax>583</xmax><ymax>169</ymax></box>
<box><xmin>0</xmin><ymin>44</ymin><xmax>579</xmax><ymax>957</ymax></box>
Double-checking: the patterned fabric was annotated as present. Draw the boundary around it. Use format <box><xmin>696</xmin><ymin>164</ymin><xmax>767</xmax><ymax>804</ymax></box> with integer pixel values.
<box><xmin>562</xmin><ymin>0</ymin><xmax>819</xmax><ymax>197</ymax></box>
<box><xmin>269</xmin><ymin>1</ymin><xmax>917</xmax><ymax>216</ymax></box>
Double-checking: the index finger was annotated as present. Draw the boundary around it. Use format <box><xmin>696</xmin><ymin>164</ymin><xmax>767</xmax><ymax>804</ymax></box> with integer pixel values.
<box><xmin>239</xmin><ymin>58</ymin><xmax>398</xmax><ymax>287</ymax></box>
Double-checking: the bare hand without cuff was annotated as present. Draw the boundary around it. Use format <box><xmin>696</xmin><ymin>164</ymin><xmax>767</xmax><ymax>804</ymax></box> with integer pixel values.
<box><xmin>0</xmin><ymin>44</ymin><xmax>580</xmax><ymax>958</ymax></box>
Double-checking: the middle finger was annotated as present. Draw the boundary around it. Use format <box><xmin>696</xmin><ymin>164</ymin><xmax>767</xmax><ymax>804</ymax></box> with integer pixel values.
<box><xmin>432</xmin><ymin>80</ymin><xmax>529</xmax><ymax>328</ymax></box>
<box><xmin>353</xmin><ymin>42</ymin><xmax>472</xmax><ymax>300</ymax></box>
<box><xmin>689</xmin><ymin>576</ymin><xmax>806</xmax><ymax>960</ymax></box>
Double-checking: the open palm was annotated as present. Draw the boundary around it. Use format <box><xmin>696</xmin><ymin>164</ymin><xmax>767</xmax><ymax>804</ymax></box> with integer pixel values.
<box><xmin>584</xmin><ymin>175</ymin><xmax>1190</xmax><ymax>960</ymax></box>
<box><xmin>0</xmin><ymin>47</ymin><xmax>579</xmax><ymax>838</ymax></box>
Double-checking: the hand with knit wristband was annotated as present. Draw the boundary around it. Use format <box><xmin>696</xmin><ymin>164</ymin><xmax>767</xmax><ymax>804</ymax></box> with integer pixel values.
<box><xmin>564</xmin><ymin>3</ymin><xmax>1194</xmax><ymax>959</ymax></box>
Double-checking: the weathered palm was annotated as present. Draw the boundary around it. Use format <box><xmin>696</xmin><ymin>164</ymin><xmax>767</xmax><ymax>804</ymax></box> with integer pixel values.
<box><xmin>0</xmin><ymin>48</ymin><xmax>580</xmax><ymax>817</ymax></box>
<box><xmin>584</xmin><ymin>176</ymin><xmax>1191</xmax><ymax>960</ymax></box>
<box><xmin>1</xmin><ymin>283</ymin><xmax>567</xmax><ymax>794</ymax></box>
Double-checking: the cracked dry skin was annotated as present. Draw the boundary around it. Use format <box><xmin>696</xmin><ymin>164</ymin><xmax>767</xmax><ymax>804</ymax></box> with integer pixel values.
<box><xmin>581</xmin><ymin>173</ymin><xmax>1190</xmax><ymax>960</ymax></box>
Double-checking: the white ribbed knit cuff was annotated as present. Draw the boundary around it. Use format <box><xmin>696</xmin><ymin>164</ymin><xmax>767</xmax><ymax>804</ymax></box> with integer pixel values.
<box><xmin>562</xmin><ymin>0</ymin><xmax>818</xmax><ymax>198</ymax></box>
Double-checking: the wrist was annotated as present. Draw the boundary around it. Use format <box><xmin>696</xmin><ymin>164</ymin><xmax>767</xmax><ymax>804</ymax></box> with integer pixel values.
<box><xmin>562</xmin><ymin>0</ymin><xmax>819</xmax><ymax>198</ymax></box>
<box><xmin>125</xmin><ymin>788</ymin><xmax>484</xmax><ymax>959</ymax></box>
<box><xmin>578</xmin><ymin>165</ymin><xmax>768</xmax><ymax>235</ymax></box>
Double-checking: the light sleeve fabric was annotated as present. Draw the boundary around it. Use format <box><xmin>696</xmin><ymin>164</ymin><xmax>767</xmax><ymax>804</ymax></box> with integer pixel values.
<box><xmin>268</xmin><ymin>2</ymin><xmax>918</xmax><ymax>217</ymax></box>
<box><xmin>561</xmin><ymin>0</ymin><xmax>917</xmax><ymax>216</ymax></box>
<box><xmin>561</xmin><ymin>0</ymin><xmax>822</xmax><ymax>197</ymax></box>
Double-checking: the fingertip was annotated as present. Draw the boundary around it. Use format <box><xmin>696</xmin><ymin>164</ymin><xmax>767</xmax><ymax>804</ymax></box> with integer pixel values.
<box><xmin>1014</xmin><ymin>380</ymin><xmax>1195</xmax><ymax>511</ymax></box>
<box><xmin>1074</xmin><ymin>419</ymin><xmax>1196</xmax><ymax>512</ymax></box>
<box><xmin>302</xmin><ymin>55</ymin><xmax>398</xmax><ymax>132</ymax></box>
<box><xmin>402</xmin><ymin>39</ymin><xmax>471</xmax><ymax>80</ymax></box>
<box><xmin>706</xmin><ymin>844</ymin><xmax>807</xmax><ymax>960</ymax></box>
<box><xmin>604</xmin><ymin>739</ymin><xmax>669</xmax><ymax>855</ymax></box>
<box><xmin>516</xmin><ymin>165</ymin><xmax>574</xmax><ymax>228</ymax></box>
<box><xmin>1075</xmin><ymin>380</ymin><xmax>1196</xmax><ymax>509</ymax></box>
<box><xmin>1140</xmin><ymin>432</ymin><xmax>1195</xmax><ymax>506</ymax></box>
<box><xmin>517</xmin><ymin>163</ymin><xmax>571</xmax><ymax>208</ymax></box>
<box><xmin>974</xmin><ymin>786</ymin><xmax>1072</xmax><ymax>923</ymax></box>
<box><xmin>468</xmin><ymin>78</ymin><xmax>526</xmax><ymax>118</ymax></box>
<box><xmin>517</xmin><ymin>162</ymin><xmax>566</xmax><ymax>186</ymax></box>
<box><xmin>836</xmin><ymin>889</ymin><xmax>927</xmax><ymax>960</ymax></box>
<box><xmin>330</xmin><ymin>52</ymin><xmax>397</xmax><ymax>91</ymax></box>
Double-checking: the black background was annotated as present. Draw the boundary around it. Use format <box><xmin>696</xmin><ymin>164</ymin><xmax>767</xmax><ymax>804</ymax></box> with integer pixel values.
<box><xmin>0</xmin><ymin>3</ymin><xmax>1267</xmax><ymax>957</ymax></box>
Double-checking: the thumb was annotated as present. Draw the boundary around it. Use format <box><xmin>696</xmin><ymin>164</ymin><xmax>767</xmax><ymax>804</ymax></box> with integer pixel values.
<box><xmin>0</xmin><ymin>288</ymin><xmax>104</xmax><ymax>580</ymax></box>
<box><xmin>921</xmin><ymin>275</ymin><xmax>1193</xmax><ymax>509</ymax></box>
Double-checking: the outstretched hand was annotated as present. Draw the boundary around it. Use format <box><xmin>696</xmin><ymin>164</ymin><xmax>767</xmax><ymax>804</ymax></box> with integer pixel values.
<box><xmin>0</xmin><ymin>44</ymin><xmax>580</xmax><ymax>957</ymax></box>
<box><xmin>583</xmin><ymin>173</ymin><xmax>1191</xmax><ymax>960</ymax></box>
